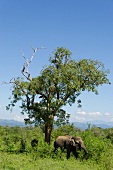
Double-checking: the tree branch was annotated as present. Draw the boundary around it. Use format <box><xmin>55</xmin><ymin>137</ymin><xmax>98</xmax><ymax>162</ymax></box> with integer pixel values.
<box><xmin>2</xmin><ymin>78</ymin><xmax>27</xmax><ymax>95</ymax></box>
<box><xmin>20</xmin><ymin>46</ymin><xmax>46</xmax><ymax>81</ymax></box>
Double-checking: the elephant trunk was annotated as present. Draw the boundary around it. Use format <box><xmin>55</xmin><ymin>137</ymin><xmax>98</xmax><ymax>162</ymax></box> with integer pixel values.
<box><xmin>81</xmin><ymin>143</ymin><xmax>88</xmax><ymax>154</ymax></box>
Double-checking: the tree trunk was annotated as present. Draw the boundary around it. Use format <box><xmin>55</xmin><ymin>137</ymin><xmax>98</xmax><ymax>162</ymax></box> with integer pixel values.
<box><xmin>45</xmin><ymin>123</ymin><xmax>53</xmax><ymax>144</ymax></box>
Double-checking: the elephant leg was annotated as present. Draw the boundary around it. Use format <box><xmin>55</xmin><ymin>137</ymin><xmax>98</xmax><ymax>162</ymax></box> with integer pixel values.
<box><xmin>53</xmin><ymin>141</ymin><xmax>58</xmax><ymax>152</ymax></box>
<box><xmin>53</xmin><ymin>148</ymin><xmax>56</xmax><ymax>152</ymax></box>
<box><xmin>78</xmin><ymin>143</ymin><xmax>81</xmax><ymax>151</ymax></box>
<box><xmin>72</xmin><ymin>150</ymin><xmax>78</xmax><ymax>159</ymax></box>
<box><xmin>67</xmin><ymin>149</ymin><xmax>71</xmax><ymax>159</ymax></box>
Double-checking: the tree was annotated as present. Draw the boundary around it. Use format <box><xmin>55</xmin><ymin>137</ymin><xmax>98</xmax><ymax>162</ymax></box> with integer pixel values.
<box><xmin>5</xmin><ymin>47</ymin><xmax>110</xmax><ymax>144</ymax></box>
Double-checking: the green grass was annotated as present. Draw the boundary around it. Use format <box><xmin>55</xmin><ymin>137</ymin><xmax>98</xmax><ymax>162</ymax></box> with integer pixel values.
<box><xmin>0</xmin><ymin>152</ymin><xmax>112</xmax><ymax>170</ymax></box>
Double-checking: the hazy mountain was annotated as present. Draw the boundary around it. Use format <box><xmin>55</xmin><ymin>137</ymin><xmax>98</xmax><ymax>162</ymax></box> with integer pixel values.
<box><xmin>0</xmin><ymin>119</ymin><xmax>25</xmax><ymax>127</ymax></box>
<box><xmin>0</xmin><ymin>119</ymin><xmax>113</xmax><ymax>129</ymax></box>
<box><xmin>73</xmin><ymin>121</ymin><xmax>113</xmax><ymax>130</ymax></box>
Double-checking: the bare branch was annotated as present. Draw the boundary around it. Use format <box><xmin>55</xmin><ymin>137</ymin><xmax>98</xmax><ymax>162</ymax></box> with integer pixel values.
<box><xmin>20</xmin><ymin>46</ymin><xmax>46</xmax><ymax>81</ymax></box>
<box><xmin>2</xmin><ymin>78</ymin><xmax>27</xmax><ymax>95</ymax></box>
<box><xmin>21</xmin><ymin>69</ymin><xmax>32</xmax><ymax>81</ymax></box>
<box><xmin>2</xmin><ymin>78</ymin><xmax>16</xmax><ymax>85</ymax></box>
<box><xmin>64</xmin><ymin>54</ymin><xmax>69</xmax><ymax>65</ymax></box>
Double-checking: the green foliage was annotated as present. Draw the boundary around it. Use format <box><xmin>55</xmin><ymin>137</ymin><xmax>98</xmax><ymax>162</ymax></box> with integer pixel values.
<box><xmin>88</xmin><ymin>126</ymin><xmax>106</xmax><ymax>137</ymax></box>
<box><xmin>20</xmin><ymin>138</ymin><xmax>26</xmax><ymax>153</ymax></box>
<box><xmin>105</xmin><ymin>128</ymin><xmax>113</xmax><ymax>144</ymax></box>
<box><xmin>54</xmin><ymin>109</ymin><xmax>70</xmax><ymax>127</ymax></box>
<box><xmin>52</xmin><ymin>124</ymin><xmax>80</xmax><ymax>139</ymax></box>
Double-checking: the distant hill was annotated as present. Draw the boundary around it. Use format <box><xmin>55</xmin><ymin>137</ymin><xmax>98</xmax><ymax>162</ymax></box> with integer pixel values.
<box><xmin>72</xmin><ymin>121</ymin><xmax>113</xmax><ymax>130</ymax></box>
<box><xmin>0</xmin><ymin>119</ymin><xmax>113</xmax><ymax>129</ymax></box>
<box><xmin>0</xmin><ymin>119</ymin><xmax>25</xmax><ymax>127</ymax></box>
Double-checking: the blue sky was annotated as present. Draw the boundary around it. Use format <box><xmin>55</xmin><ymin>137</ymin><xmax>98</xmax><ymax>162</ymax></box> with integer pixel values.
<box><xmin>0</xmin><ymin>0</ymin><xmax>113</xmax><ymax>123</ymax></box>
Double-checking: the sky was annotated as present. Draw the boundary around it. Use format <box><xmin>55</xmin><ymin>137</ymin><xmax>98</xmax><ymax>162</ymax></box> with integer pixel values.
<box><xmin>0</xmin><ymin>0</ymin><xmax>113</xmax><ymax>123</ymax></box>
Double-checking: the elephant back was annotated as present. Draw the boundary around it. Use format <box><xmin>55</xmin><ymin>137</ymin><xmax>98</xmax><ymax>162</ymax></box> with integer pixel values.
<box><xmin>56</xmin><ymin>135</ymin><xmax>72</xmax><ymax>142</ymax></box>
<box><xmin>55</xmin><ymin>135</ymin><xmax>72</xmax><ymax>148</ymax></box>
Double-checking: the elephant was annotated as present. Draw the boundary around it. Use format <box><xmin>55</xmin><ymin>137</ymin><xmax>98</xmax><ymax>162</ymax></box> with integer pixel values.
<box><xmin>54</xmin><ymin>135</ymin><xmax>88</xmax><ymax>159</ymax></box>
<box><xmin>31</xmin><ymin>139</ymin><xmax>38</xmax><ymax>148</ymax></box>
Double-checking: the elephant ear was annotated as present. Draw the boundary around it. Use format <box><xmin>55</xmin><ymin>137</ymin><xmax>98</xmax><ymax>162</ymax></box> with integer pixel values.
<box><xmin>75</xmin><ymin>140</ymin><xmax>81</xmax><ymax>151</ymax></box>
<box><xmin>71</xmin><ymin>137</ymin><xmax>79</xmax><ymax>144</ymax></box>
<box><xmin>69</xmin><ymin>139</ymin><xmax>75</xmax><ymax>146</ymax></box>
<box><xmin>75</xmin><ymin>140</ymin><xmax>80</xmax><ymax>144</ymax></box>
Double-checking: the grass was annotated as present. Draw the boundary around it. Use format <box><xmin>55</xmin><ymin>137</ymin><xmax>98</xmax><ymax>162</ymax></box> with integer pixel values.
<box><xmin>0</xmin><ymin>152</ymin><xmax>111</xmax><ymax>170</ymax></box>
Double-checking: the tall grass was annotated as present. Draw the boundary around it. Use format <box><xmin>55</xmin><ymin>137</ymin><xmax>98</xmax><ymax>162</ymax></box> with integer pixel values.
<box><xmin>0</xmin><ymin>152</ymin><xmax>109</xmax><ymax>170</ymax></box>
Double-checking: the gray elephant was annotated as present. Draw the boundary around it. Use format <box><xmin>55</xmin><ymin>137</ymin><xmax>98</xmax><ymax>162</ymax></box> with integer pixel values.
<box><xmin>54</xmin><ymin>135</ymin><xmax>88</xmax><ymax>159</ymax></box>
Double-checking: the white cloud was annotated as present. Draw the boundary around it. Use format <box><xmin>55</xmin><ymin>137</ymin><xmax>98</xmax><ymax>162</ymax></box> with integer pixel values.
<box><xmin>13</xmin><ymin>115</ymin><xmax>26</xmax><ymax>122</ymax></box>
<box><xmin>109</xmin><ymin>118</ymin><xmax>113</xmax><ymax>122</ymax></box>
<box><xmin>70</xmin><ymin>115</ymin><xmax>86</xmax><ymax>122</ymax></box>
<box><xmin>76</xmin><ymin>110</ymin><xmax>86</xmax><ymax>115</ymax></box>
<box><xmin>104</xmin><ymin>112</ymin><xmax>111</xmax><ymax>116</ymax></box>
<box><xmin>70</xmin><ymin>109</ymin><xmax>113</xmax><ymax>123</ymax></box>
<box><xmin>94</xmin><ymin>112</ymin><xmax>101</xmax><ymax>115</ymax></box>
<box><xmin>88</xmin><ymin>111</ymin><xmax>101</xmax><ymax>116</ymax></box>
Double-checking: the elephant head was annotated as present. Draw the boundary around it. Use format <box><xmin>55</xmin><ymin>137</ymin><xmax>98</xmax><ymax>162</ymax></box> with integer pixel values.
<box><xmin>66</xmin><ymin>136</ymin><xmax>88</xmax><ymax>159</ymax></box>
<box><xmin>71</xmin><ymin>136</ymin><xmax>88</xmax><ymax>154</ymax></box>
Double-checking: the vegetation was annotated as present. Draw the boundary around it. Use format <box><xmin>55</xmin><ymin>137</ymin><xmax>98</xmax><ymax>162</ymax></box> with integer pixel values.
<box><xmin>6</xmin><ymin>47</ymin><xmax>110</xmax><ymax>144</ymax></box>
<box><xmin>0</xmin><ymin>124</ymin><xmax>113</xmax><ymax>169</ymax></box>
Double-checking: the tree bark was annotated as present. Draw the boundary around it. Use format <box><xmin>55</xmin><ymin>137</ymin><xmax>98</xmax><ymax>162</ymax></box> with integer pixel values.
<box><xmin>45</xmin><ymin>123</ymin><xmax>53</xmax><ymax>144</ymax></box>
